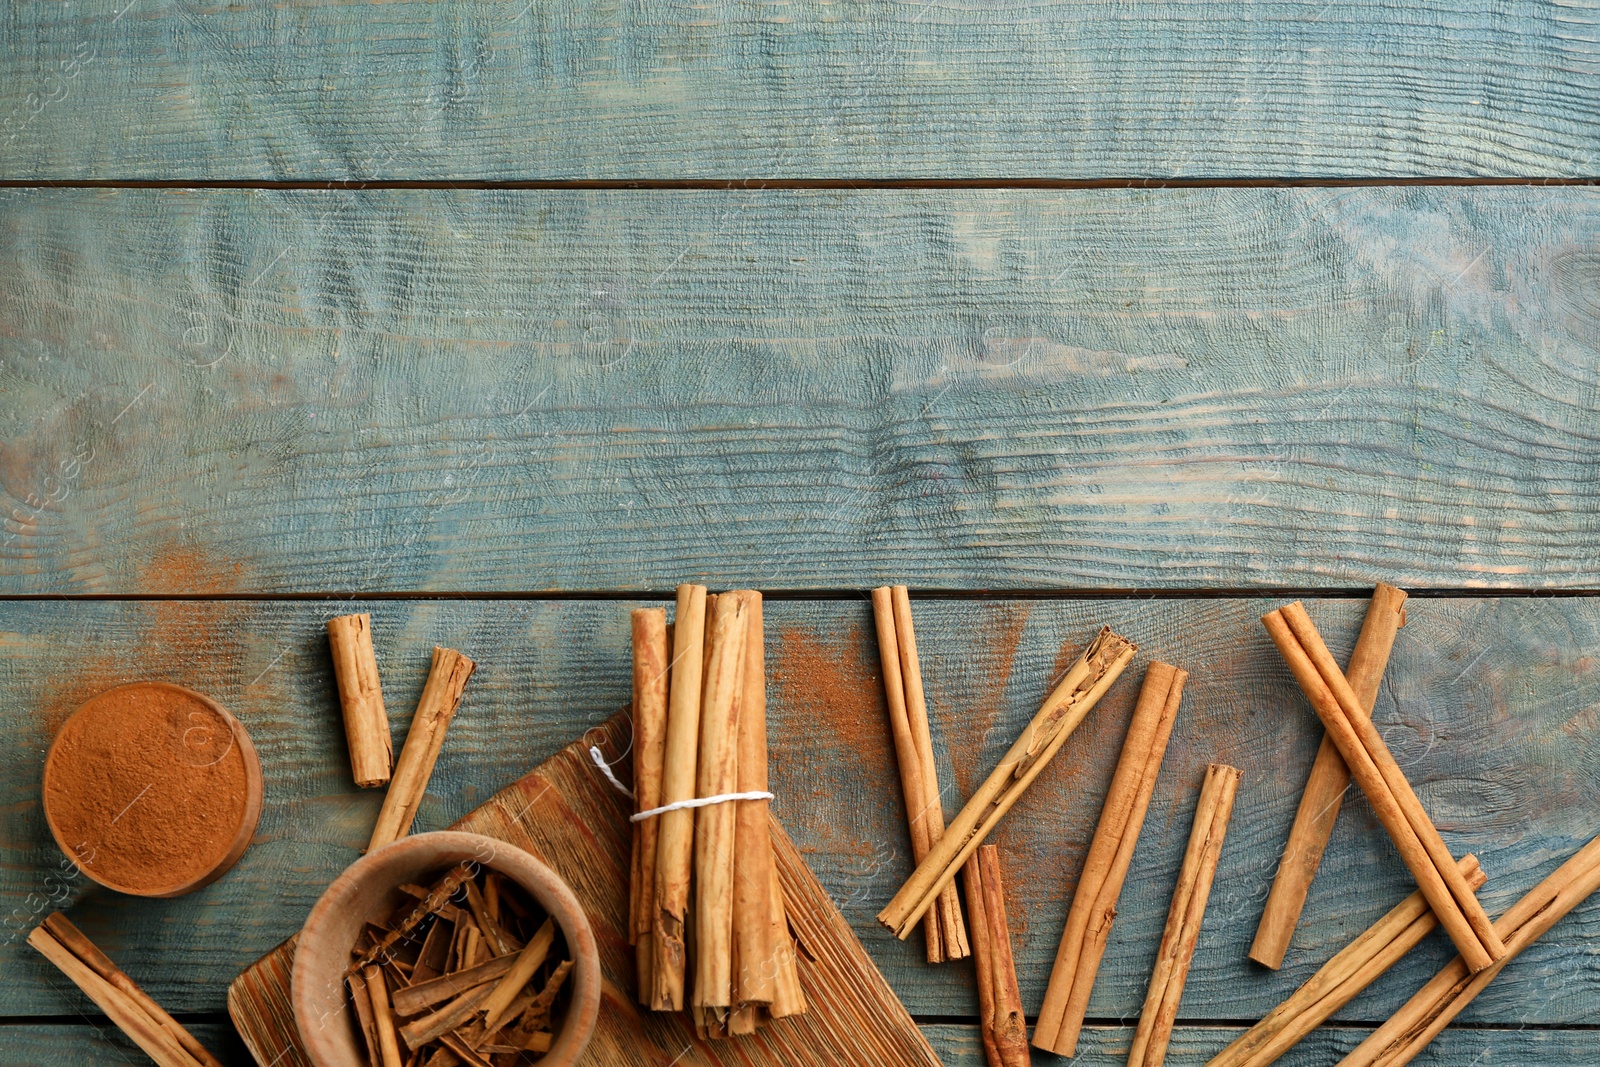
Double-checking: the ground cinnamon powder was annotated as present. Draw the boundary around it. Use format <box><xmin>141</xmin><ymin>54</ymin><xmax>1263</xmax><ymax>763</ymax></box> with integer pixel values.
<box><xmin>43</xmin><ymin>682</ymin><xmax>262</xmax><ymax>897</ymax></box>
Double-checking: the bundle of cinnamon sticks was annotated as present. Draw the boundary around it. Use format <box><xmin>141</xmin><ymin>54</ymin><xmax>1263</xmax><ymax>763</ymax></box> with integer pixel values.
<box><xmin>627</xmin><ymin>586</ymin><xmax>806</xmax><ymax>1036</ymax></box>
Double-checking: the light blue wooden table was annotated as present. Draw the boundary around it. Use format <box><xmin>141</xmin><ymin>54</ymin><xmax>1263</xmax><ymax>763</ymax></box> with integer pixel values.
<box><xmin>3</xmin><ymin>4</ymin><xmax>1599</xmax><ymax>1064</ymax></box>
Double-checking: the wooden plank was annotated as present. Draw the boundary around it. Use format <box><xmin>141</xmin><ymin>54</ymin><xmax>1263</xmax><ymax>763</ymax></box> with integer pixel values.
<box><xmin>3</xmin><ymin>1023</ymin><xmax>1597</xmax><ymax>1067</ymax></box>
<box><xmin>0</xmin><ymin>2</ymin><xmax>1596</xmax><ymax>180</ymax></box>
<box><xmin>7</xmin><ymin>187</ymin><xmax>1600</xmax><ymax>593</ymax></box>
<box><xmin>921</xmin><ymin>1024</ymin><xmax>1600</xmax><ymax>1066</ymax></box>
<box><xmin>5</xmin><ymin>597</ymin><xmax>1600</xmax><ymax>1028</ymax></box>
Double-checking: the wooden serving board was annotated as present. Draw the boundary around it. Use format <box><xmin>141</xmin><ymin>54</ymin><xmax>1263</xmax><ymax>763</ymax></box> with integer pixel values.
<box><xmin>227</xmin><ymin>713</ymin><xmax>941</xmax><ymax>1067</ymax></box>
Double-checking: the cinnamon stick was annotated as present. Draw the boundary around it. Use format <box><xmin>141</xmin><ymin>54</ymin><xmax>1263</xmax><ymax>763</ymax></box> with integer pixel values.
<box><xmin>692</xmin><ymin>591</ymin><xmax>751</xmax><ymax>1024</ymax></box>
<box><xmin>1127</xmin><ymin>763</ymin><xmax>1241</xmax><ymax>1067</ymax></box>
<box><xmin>1209</xmin><ymin>855</ymin><xmax>1484</xmax><ymax>1067</ymax></box>
<box><xmin>348</xmin><ymin>973</ymin><xmax>382</xmax><ymax>1065</ymax></box>
<box><xmin>962</xmin><ymin>856</ymin><xmax>1001</xmax><ymax>1067</ymax></box>
<box><xmin>369</xmin><ymin>647</ymin><xmax>476</xmax><ymax>851</ymax></box>
<box><xmin>28</xmin><ymin>919</ymin><xmax>214</xmax><ymax>1067</ymax></box>
<box><xmin>327</xmin><ymin>612</ymin><xmax>394</xmax><ymax>789</ymax></box>
<box><xmin>390</xmin><ymin>952</ymin><xmax>518</xmax><ymax>1017</ymax></box>
<box><xmin>365</xmin><ymin>965</ymin><xmax>406</xmax><ymax>1067</ymax></box>
<box><xmin>1339</xmin><ymin>831</ymin><xmax>1600</xmax><ymax>1067</ymax></box>
<box><xmin>651</xmin><ymin>584</ymin><xmax>707</xmax><ymax>1011</ymax></box>
<box><xmin>872</xmin><ymin>586</ymin><xmax>943</xmax><ymax>961</ymax></box>
<box><xmin>481</xmin><ymin>919</ymin><xmax>554</xmax><ymax>1030</ymax></box>
<box><xmin>1035</xmin><ymin>661</ymin><xmax>1187</xmax><ymax>1056</ymax></box>
<box><xmin>1250</xmin><ymin>583</ymin><xmax>1407</xmax><ymax>969</ymax></box>
<box><xmin>630</xmin><ymin>606</ymin><xmax>670</xmax><ymax>1002</ymax></box>
<box><xmin>893</xmin><ymin>586</ymin><xmax>970</xmax><ymax>960</ymax></box>
<box><xmin>873</xmin><ymin>586</ymin><xmax>970</xmax><ymax>962</ymax></box>
<box><xmin>398</xmin><ymin>982</ymin><xmax>496</xmax><ymax>1050</ymax></box>
<box><xmin>732</xmin><ymin>592</ymin><xmax>778</xmax><ymax>1013</ymax></box>
<box><xmin>351</xmin><ymin>864</ymin><xmax>475</xmax><ymax>975</ymax></box>
<box><xmin>879</xmin><ymin>626</ymin><xmax>1137</xmax><ymax>940</ymax></box>
<box><xmin>1262</xmin><ymin>602</ymin><xmax>1503</xmax><ymax>972</ymax></box>
<box><xmin>972</xmin><ymin>846</ymin><xmax>1029</xmax><ymax>1067</ymax></box>
<box><xmin>766</xmin><ymin>848</ymin><xmax>808</xmax><ymax>1018</ymax></box>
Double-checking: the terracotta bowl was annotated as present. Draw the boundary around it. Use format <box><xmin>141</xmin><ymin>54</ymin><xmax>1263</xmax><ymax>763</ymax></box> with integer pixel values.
<box><xmin>291</xmin><ymin>830</ymin><xmax>600</xmax><ymax>1067</ymax></box>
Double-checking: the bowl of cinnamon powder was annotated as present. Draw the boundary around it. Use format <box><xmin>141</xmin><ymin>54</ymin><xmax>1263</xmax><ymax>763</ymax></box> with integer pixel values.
<box><xmin>42</xmin><ymin>681</ymin><xmax>264</xmax><ymax>898</ymax></box>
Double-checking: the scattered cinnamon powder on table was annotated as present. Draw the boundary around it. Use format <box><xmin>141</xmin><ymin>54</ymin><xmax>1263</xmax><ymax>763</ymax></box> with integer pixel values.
<box><xmin>43</xmin><ymin>682</ymin><xmax>262</xmax><ymax>897</ymax></box>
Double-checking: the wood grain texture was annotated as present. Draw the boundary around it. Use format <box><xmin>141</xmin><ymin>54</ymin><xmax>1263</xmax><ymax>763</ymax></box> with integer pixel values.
<box><xmin>8</xmin><ymin>188</ymin><xmax>1600</xmax><ymax>593</ymax></box>
<box><xmin>9</xmin><ymin>1022</ymin><xmax>1600</xmax><ymax>1067</ymax></box>
<box><xmin>0</xmin><ymin>1</ymin><xmax>1596</xmax><ymax>180</ymax></box>
<box><xmin>5</xmin><ymin>597</ymin><xmax>1600</xmax><ymax>1029</ymax></box>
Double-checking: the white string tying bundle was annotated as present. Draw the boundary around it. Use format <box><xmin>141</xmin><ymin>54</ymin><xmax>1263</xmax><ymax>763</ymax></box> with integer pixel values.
<box><xmin>587</xmin><ymin>744</ymin><xmax>773</xmax><ymax>820</ymax></box>
<box><xmin>629</xmin><ymin>790</ymin><xmax>774</xmax><ymax>823</ymax></box>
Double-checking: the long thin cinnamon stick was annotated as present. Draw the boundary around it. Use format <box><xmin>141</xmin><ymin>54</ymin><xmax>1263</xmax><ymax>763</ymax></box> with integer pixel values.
<box><xmin>962</xmin><ymin>855</ymin><xmax>1002</xmax><ymax>1067</ymax></box>
<box><xmin>369</xmin><ymin>646</ymin><xmax>475</xmax><ymax>851</ymax></box>
<box><xmin>1210</xmin><ymin>854</ymin><xmax>1484</xmax><ymax>1067</ymax></box>
<box><xmin>692</xmin><ymin>592</ymin><xmax>751</xmax><ymax>1022</ymax></box>
<box><xmin>892</xmin><ymin>586</ymin><xmax>970</xmax><ymax>960</ymax></box>
<box><xmin>327</xmin><ymin>613</ymin><xmax>394</xmax><ymax>789</ymax></box>
<box><xmin>879</xmin><ymin>627</ymin><xmax>1137</xmax><ymax>940</ymax></box>
<box><xmin>41</xmin><ymin>913</ymin><xmax>225</xmax><ymax>1067</ymax></box>
<box><xmin>28</xmin><ymin>922</ymin><xmax>209</xmax><ymax>1067</ymax></box>
<box><xmin>973</xmin><ymin>846</ymin><xmax>1029</xmax><ymax>1067</ymax></box>
<box><xmin>872</xmin><ymin>586</ymin><xmax>945</xmax><ymax>962</ymax></box>
<box><xmin>732</xmin><ymin>592</ymin><xmax>778</xmax><ymax>1013</ymax></box>
<box><xmin>630</xmin><ymin>607</ymin><xmax>670</xmax><ymax>1002</ymax></box>
<box><xmin>1035</xmin><ymin>661</ymin><xmax>1187</xmax><ymax>1056</ymax></box>
<box><xmin>1263</xmin><ymin>603</ymin><xmax>1502</xmax><ymax>972</ymax></box>
<box><xmin>1340</xmin><ymin>831</ymin><xmax>1600</xmax><ymax>1067</ymax></box>
<box><xmin>651</xmin><ymin>584</ymin><xmax>707</xmax><ymax>1011</ymax></box>
<box><xmin>1127</xmin><ymin>763</ymin><xmax>1241</xmax><ymax>1067</ymax></box>
<box><xmin>1250</xmin><ymin>583</ymin><xmax>1407</xmax><ymax>969</ymax></box>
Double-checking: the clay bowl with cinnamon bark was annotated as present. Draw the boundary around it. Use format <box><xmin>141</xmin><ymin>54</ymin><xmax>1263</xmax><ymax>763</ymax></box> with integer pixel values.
<box><xmin>292</xmin><ymin>830</ymin><xmax>600</xmax><ymax>1067</ymax></box>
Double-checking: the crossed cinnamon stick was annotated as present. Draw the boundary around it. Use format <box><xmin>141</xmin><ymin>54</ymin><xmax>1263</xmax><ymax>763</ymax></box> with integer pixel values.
<box><xmin>1261</xmin><ymin>601</ymin><xmax>1503</xmax><ymax>973</ymax></box>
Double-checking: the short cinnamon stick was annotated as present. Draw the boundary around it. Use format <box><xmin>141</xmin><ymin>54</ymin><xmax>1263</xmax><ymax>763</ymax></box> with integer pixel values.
<box><xmin>1127</xmin><ymin>763</ymin><xmax>1241</xmax><ymax>1067</ymax></box>
<box><xmin>369</xmin><ymin>646</ymin><xmax>476</xmax><ymax>851</ymax></box>
<box><xmin>391</xmin><ymin>952</ymin><xmax>518</xmax><ymax>1016</ymax></box>
<box><xmin>1340</xmin><ymin>830</ymin><xmax>1600</xmax><ymax>1067</ymax></box>
<box><xmin>327</xmin><ymin>612</ymin><xmax>394</xmax><ymax>789</ymax></box>
<box><xmin>1210</xmin><ymin>854</ymin><xmax>1484</xmax><ymax>1067</ymax></box>
<box><xmin>1250</xmin><ymin>583</ymin><xmax>1407</xmax><ymax>969</ymax></box>
<box><xmin>481</xmin><ymin>919</ymin><xmax>554</xmax><ymax>1030</ymax></box>
<box><xmin>691</xmin><ymin>592</ymin><xmax>751</xmax><ymax>1023</ymax></box>
<box><xmin>1262</xmin><ymin>602</ymin><xmax>1502</xmax><ymax>972</ymax></box>
<box><xmin>365</xmin><ymin>965</ymin><xmax>405</xmax><ymax>1067</ymax></box>
<box><xmin>1035</xmin><ymin>661</ymin><xmax>1187</xmax><ymax>1056</ymax></box>
<box><xmin>630</xmin><ymin>607</ymin><xmax>670</xmax><ymax>1002</ymax></box>
<box><xmin>651</xmin><ymin>584</ymin><xmax>707</xmax><ymax>1011</ymax></box>
<box><xmin>732</xmin><ymin>592</ymin><xmax>778</xmax><ymax>1013</ymax></box>
<box><xmin>879</xmin><ymin>626</ymin><xmax>1137</xmax><ymax>940</ymax></box>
